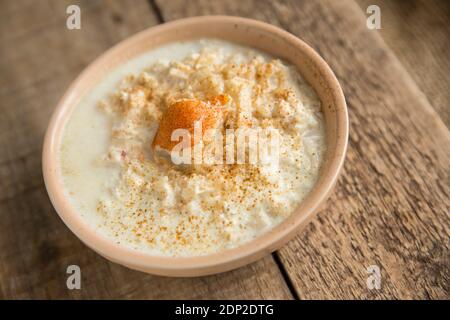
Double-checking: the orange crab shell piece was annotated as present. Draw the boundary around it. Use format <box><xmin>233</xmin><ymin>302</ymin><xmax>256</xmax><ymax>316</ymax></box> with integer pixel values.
<box><xmin>152</xmin><ymin>95</ymin><xmax>229</xmax><ymax>152</ymax></box>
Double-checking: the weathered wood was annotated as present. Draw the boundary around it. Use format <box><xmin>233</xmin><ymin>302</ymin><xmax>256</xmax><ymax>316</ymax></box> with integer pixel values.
<box><xmin>157</xmin><ymin>0</ymin><xmax>450</xmax><ymax>299</ymax></box>
<box><xmin>0</xmin><ymin>0</ymin><xmax>292</xmax><ymax>299</ymax></box>
<box><xmin>356</xmin><ymin>0</ymin><xmax>450</xmax><ymax>127</ymax></box>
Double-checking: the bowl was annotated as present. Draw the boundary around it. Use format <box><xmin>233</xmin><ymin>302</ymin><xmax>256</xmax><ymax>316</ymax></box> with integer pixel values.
<box><xmin>43</xmin><ymin>16</ymin><xmax>348</xmax><ymax>277</ymax></box>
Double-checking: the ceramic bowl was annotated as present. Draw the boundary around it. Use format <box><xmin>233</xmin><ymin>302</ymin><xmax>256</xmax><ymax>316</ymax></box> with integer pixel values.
<box><xmin>43</xmin><ymin>16</ymin><xmax>348</xmax><ymax>276</ymax></box>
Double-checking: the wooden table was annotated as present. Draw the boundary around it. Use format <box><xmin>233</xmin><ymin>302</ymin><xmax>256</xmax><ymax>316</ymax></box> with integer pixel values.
<box><xmin>0</xmin><ymin>0</ymin><xmax>448</xmax><ymax>299</ymax></box>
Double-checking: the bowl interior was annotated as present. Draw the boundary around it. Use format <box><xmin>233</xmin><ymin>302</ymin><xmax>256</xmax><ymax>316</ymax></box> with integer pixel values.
<box><xmin>43</xmin><ymin>16</ymin><xmax>347</xmax><ymax>276</ymax></box>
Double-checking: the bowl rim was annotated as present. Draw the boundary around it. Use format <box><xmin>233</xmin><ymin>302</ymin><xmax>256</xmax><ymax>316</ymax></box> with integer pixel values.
<box><xmin>42</xmin><ymin>15</ymin><xmax>348</xmax><ymax>276</ymax></box>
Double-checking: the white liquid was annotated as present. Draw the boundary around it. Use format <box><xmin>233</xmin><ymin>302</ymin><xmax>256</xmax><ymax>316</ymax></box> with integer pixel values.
<box><xmin>59</xmin><ymin>39</ymin><xmax>325</xmax><ymax>256</ymax></box>
<box><xmin>60</xmin><ymin>39</ymin><xmax>274</xmax><ymax>238</ymax></box>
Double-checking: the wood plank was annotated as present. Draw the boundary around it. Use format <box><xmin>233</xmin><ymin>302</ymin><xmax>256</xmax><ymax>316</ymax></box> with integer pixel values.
<box><xmin>0</xmin><ymin>0</ymin><xmax>292</xmax><ymax>299</ymax></box>
<box><xmin>356</xmin><ymin>0</ymin><xmax>450</xmax><ymax>127</ymax></box>
<box><xmin>156</xmin><ymin>0</ymin><xmax>450</xmax><ymax>299</ymax></box>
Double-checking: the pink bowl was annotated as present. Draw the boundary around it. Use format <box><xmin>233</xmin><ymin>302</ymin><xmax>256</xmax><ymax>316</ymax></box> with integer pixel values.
<box><xmin>43</xmin><ymin>16</ymin><xmax>348</xmax><ymax>276</ymax></box>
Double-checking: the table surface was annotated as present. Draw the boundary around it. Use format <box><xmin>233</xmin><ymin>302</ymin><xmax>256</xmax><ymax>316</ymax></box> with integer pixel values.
<box><xmin>0</xmin><ymin>0</ymin><xmax>448</xmax><ymax>299</ymax></box>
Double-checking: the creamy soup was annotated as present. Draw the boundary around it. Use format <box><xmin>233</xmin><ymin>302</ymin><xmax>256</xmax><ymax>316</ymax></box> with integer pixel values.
<box><xmin>60</xmin><ymin>39</ymin><xmax>326</xmax><ymax>256</ymax></box>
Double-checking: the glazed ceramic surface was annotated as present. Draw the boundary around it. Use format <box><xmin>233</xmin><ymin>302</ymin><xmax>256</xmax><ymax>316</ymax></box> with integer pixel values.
<box><xmin>43</xmin><ymin>16</ymin><xmax>348</xmax><ymax>276</ymax></box>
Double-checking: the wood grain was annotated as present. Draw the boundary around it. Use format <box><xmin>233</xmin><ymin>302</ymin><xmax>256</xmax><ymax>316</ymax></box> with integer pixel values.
<box><xmin>356</xmin><ymin>0</ymin><xmax>450</xmax><ymax>127</ymax></box>
<box><xmin>157</xmin><ymin>0</ymin><xmax>450</xmax><ymax>299</ymax></box>
<box><xmin>0</xmin><ymin>0</ymin><xmax>292</xmax><ymax>299</ymax></box>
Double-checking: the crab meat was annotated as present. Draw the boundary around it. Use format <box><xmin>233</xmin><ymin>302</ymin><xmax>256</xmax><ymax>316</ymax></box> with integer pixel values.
<box><xmin>152</xmin><ymin>95</ymin><xmax>230</xmax><ymax>152</ymax></box>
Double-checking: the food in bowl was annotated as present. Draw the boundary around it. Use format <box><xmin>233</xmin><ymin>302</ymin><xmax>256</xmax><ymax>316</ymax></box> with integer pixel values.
<box><xmin>59</xmin><ymin>39</ymin><xmax>326</xmax><ymax>257</ymax></box>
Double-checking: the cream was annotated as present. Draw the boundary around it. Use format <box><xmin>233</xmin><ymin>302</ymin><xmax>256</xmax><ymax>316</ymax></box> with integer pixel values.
<box><xmin>60</xmin><ymin>39</ymin><xmax>326</xmax><ymax>256</ymax></box>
